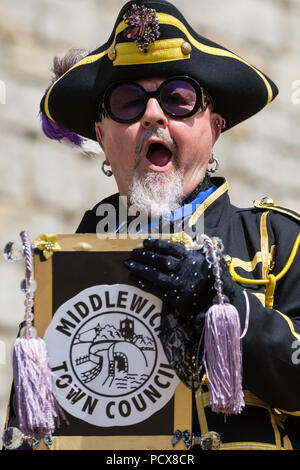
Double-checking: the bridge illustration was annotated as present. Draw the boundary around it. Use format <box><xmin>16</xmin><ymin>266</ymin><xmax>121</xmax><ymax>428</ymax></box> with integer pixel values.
<box><xmin>73</xmin><ymin>317</ymin><xmax>156</xmax><ymax>390</ymax></box>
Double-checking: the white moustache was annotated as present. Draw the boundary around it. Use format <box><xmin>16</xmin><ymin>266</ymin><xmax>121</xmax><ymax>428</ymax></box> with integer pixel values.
<box><xmin>135</xmin><ymin>128</ymin><xmax>177</xmax><ymax>161</ymax></box>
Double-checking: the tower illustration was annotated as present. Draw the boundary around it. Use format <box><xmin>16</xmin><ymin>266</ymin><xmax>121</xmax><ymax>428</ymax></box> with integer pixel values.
<box><xmin>120</xmin><ymin>318</ymin><xmax>134</xmax><ymax>341</ymax></box>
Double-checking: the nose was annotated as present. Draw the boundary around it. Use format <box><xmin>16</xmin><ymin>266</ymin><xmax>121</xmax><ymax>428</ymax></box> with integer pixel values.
<box><xmin>141</xmin><ymin>97</ymin><xmax>168</xmax><ymax>129</ymax></box>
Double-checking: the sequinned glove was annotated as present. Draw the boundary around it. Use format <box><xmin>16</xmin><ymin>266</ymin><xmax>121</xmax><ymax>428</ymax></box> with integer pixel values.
<box><xmin>124</xmin><ymin>238</ymin><xmax>214</xmax><ymax>316</ymax></box>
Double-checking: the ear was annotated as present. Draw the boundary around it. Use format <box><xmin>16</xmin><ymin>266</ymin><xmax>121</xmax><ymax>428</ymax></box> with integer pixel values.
<box><xmin>210</xmin><ymin>112</ymin><xmax>224</xmax><ymax>144</ymax></box>
<box><xmin>95</xmin><ymin>121</ymin><xmax>105</xmax><ymax>153</ymax></box>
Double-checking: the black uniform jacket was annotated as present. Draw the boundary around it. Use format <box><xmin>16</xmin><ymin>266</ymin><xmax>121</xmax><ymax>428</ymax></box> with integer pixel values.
<box><xmin>77</xmin><ymin>176</ymin><xmax>300</xmax><ymax>450</ymax></box>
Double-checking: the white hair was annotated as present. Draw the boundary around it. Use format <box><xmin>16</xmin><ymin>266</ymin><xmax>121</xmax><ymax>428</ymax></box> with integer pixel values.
<box><xmin>129</xmin><ymin>170</ymin><xmax>183</xmax><ymax>217</ymax></box>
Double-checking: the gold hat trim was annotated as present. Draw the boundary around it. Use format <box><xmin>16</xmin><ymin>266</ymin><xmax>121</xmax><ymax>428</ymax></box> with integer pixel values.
<box><xmin>114</xmin><ymin>38</ymin><xmax>190</xmax><ymax>66</ymax></box>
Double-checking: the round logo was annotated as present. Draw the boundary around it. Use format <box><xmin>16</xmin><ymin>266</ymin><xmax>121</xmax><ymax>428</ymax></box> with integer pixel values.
<box><xmin>44</xmin><ymin>284</ymin><xmax>180</xmax><ymax>427</ymax></box>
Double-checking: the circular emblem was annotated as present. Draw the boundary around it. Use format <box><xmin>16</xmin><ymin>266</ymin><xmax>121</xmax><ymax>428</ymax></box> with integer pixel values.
<box><xmin>70</xmin><ymin>312</ymin><xmax>157</xmax><ymax>398</ymax></box>
<box><xmin>44</xmin><ymin>284</ymin><xmax>179</xmax><ymax>427</ymax></box>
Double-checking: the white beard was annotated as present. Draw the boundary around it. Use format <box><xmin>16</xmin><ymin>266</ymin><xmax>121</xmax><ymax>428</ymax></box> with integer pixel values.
<box><xmin>129</xmin><ymin>170</ymin><xmax>183</xmax><ymax>217</ymax></box>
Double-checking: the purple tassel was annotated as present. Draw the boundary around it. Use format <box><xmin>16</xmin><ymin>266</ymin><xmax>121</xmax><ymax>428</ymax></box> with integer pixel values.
<box><xmin>203</xmin><ymin>302</ymin><xmax>245</xmax><ymax>415</ymax></box>
<box><xmin>13</xmin><ymin>336</ymin><xmax>66</xmax><ymax>440</ymax></box>
<box><xmin>12</xmin><ymin>230</ymin><xmax>67</xmax><ymax>441</ymax></box>
<box><xmin>198</xmin><ymin>234</ymin><xmax>250</xmax><ymax>415</ymax></box>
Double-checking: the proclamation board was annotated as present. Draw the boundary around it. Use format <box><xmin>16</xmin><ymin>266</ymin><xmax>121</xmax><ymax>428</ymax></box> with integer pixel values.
<box><xmin>33</xmin><ymin>234</ymin><xmax>192</xmax><ymax>450</ymax></box>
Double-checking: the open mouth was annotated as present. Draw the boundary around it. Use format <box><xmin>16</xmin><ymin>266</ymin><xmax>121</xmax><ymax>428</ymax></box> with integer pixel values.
<box><xmin>146</xmin><ymin>142</ymin><xmax>172</xmax><ymax>167</ymax></box>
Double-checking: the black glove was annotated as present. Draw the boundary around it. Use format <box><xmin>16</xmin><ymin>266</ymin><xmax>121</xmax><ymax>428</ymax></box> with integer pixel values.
<box><xmin>124</xmin><ymin>238</ymin><xmax>214</xmax><ymax>316</ymax></box>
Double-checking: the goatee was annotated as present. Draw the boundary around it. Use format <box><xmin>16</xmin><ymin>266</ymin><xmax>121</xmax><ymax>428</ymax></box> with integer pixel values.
<box><xmin>129</xmin><ymin>170</ymin><xmax>183</xmax><ymax>217</ymax></box>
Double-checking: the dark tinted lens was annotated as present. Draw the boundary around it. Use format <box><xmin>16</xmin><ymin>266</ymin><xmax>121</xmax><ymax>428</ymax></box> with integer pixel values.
<box><xmin>109</xmin><ymin>84</ymin><xmax>145</xmax><ymax>121</ymax></box>
<box><xmin>160</xmin><ymin>80</ymin><xmax>197</xmax><ymax>116</ymax></box>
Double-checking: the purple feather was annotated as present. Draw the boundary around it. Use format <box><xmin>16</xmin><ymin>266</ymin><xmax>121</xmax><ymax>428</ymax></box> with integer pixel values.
<box><xmin>39</xmin><ymin>110</ymin><xmax>84</xmax><ymax>146</ymax></box>
<box><xmin>39</xmin><ymin>51</ymin><xmax>90</xmax><ymax>146</ymax></box>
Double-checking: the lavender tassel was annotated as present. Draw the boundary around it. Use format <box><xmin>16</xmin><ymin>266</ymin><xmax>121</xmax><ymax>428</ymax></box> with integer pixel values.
<box><xmin>12</xmin><ymin>230</ymin><xmax>67</xmax><ymax>440</ymax></box>
<box><xmin>203</xmin><ymin>302</ymin><xmax>244</xmax><ymax>414</ymax></box>
<box><xmin>13</xmin><ymin>336</ymin><xmax>65</xmax><ymax>440</ymax></box>
<box><xmin>198</xmin><ymin>235</ymin><xmax>249</xmax><ymax>415</ymax></box>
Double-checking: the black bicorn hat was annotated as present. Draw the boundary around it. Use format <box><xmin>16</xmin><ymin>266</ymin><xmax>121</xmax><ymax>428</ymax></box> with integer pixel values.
<box><xmin>40</xmin><ymin>0</ymin><xmax>278</xmax><ymax>143</ymax></box>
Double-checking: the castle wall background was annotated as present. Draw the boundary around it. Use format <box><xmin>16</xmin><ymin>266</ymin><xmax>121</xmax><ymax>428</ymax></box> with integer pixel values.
<box><xmin>0</xmin><ymin>0</ymin><xmax>299</xmax><ymax>436</ymax></box>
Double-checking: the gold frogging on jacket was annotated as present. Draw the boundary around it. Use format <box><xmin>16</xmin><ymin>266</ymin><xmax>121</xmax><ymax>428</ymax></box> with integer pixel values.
<box><xmin>225</xmin><ymin>233</ymin><xmax>300</xmax><ymax>309</ymax></box>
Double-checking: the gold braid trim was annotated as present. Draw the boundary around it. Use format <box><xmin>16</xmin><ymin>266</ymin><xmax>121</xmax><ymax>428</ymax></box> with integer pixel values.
<box><xmin>227</xmin><ymin>233</ymin><xmax>300</xmax><ymax>308</ymax></box>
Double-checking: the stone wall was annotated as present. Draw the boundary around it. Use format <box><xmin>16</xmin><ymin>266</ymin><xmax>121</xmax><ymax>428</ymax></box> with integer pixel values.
<box><xmin>0</xmin><ymin>0</ymin><xmax>299</xmax><ymax>437</ymax></box>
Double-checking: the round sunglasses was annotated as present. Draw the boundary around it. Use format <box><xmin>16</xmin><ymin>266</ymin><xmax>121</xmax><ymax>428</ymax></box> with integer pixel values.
<box><xmin>100</xmin><ymin>76</ymin><xmax>210</xmax><ymax>123</ymax></box>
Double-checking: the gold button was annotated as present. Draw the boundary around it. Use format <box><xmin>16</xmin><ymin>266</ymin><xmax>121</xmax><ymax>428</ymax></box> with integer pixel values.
<box><xmin>260</xmin><ymin>196</ymin><xmax>274</xmax><ymax>206</ymax></box>
<box><xmin>181</xmin><ymin>41</ymin><xmax>192</xmax><ymax>55</ymax></box>
<box><xmin>223</xmin><ymin>254</ymin><xmax>232</xmax><ymax>264</ymax></box>
<box><xmin>200</xmin><ymin>431</ymin><xmax>222</xmax><ymax>450</ymax></box>
<box><xmin>108</xmin><ymin>47</ymin><xmax>117</xmax><ymax>61</ymax></box>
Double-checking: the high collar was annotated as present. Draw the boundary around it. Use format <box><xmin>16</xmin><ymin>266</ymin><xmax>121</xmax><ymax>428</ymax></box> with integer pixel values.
<box><xmin>189</xmin><ymin>177</ymin><xmax>232</xmax><ymax>230</ymax></box>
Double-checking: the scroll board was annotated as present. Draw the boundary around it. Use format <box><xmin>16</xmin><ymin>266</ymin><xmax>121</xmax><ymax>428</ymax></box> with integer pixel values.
<box><xmin>33</xmin><ymin>234</ymin><xmax>192</xmax><ymax>450</ymax></box>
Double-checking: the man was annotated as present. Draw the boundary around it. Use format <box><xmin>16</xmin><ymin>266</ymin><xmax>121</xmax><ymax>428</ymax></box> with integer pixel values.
<box><xmin>37</xmin><ymin>0</ymin><xmax>300</xmax><ymax>450</ymax></box>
